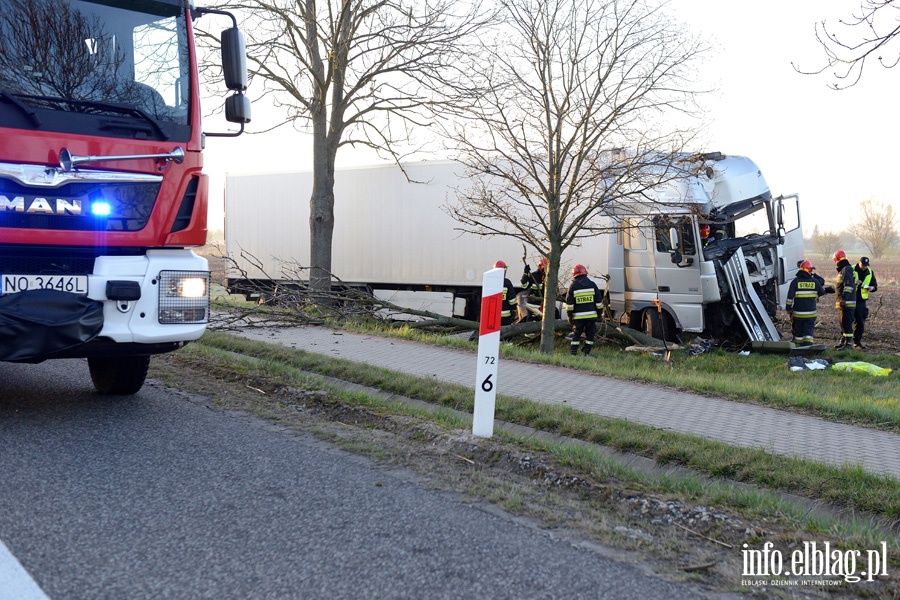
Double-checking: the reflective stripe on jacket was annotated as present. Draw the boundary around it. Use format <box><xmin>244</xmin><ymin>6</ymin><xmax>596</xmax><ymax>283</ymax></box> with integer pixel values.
<box><xmin>855</xmin><ymin>267</ymin><xmax>876</xmax><ymax>300</ymax></box>
<box><xmin>565</xmin><ymin>275</ymin><xmax>602</xmax><ymax>320</ymax></box>
<box><xmin>501</xmin><ymin>278</ymin><xmax>518</xmax><ymax>318</ymax></box>
<box><xmin>835</xmin><ymin>260</ymin><xmax>858</xmax><ymax>310</ymax></box>
<box><xmin>786</xmin><ymin>271</ymin><xmax>825</xmax><ymax>318</ymax></box>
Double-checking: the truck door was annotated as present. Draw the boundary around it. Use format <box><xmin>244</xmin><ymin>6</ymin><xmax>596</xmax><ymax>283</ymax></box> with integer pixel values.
<box><xmin>652</xmin><ymin>216</ymin><xmax>703</xmax><ymax>331</ymax></box>
<box><xmin>775</xmin><ymin>194</ymin><xmax>804</xmax><ymax>308</ymax></box>
<box><xmin>622</xmin><ymin>218</ymin><xmax>657</xmax><ymax>307</ymax></box>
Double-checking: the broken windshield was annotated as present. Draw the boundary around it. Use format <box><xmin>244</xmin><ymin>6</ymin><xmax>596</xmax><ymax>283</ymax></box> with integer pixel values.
<box><xmin>733</xmin><ymin>202</ymin><xmax>775</xmax><ymax>238</ymax></box>
<box><xmin>0</xmin><ymin>0</ymin><xmax>190</xmax><ymax>135</ymax></box>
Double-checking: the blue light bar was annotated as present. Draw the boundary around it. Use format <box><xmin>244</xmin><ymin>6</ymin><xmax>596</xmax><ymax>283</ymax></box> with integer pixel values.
<box><xmin>91</xmin><ymin>201</ymin><xmax>111</xmax><ymax>217</ymax></box>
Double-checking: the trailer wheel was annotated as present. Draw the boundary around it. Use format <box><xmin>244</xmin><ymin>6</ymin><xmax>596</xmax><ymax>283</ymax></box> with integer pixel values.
<box><xmin>642</xmin><ymin>309</ymin><xmax>677</xmax><ymax>343</ymax></box>
<box><xmin>88</xmin><ymin>356</ymin><xmax>151</xmax><ymax>395</ymax></box>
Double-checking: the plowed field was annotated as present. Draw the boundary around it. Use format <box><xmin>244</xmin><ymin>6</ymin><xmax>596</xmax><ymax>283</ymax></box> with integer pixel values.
<box><xmin>776</xmin><ymin>259</ymin><xmax>900</xmax><ymax>353</ymax></box>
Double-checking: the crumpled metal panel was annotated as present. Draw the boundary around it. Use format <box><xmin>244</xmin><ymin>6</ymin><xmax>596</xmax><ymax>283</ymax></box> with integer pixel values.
<box><xmin>723</xmin><ymin>247</ymin><xmax>780</xmax><ymax>342</ymax></box>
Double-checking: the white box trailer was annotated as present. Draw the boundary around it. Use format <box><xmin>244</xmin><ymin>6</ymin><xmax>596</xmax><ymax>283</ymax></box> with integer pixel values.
<box><xmin>226</xmin><ymin>161</ymin><xmax>606</xmax><ymax>318</ymax></box>
<box><xmin>225</xmin><ymin>156</ymin><xmax>805</xmax><ymax>342</ymax></box>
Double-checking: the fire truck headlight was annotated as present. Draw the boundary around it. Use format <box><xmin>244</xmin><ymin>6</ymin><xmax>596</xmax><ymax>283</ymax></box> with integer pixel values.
<box><xmin>178</xmin><ymin>277</ymin><xmax>207</xmax><ymax>298</ymax></box>
<box><xmin>158</xmin><ymin>270</ymin><xmax>209</xmax><ymax>324</ymax></box>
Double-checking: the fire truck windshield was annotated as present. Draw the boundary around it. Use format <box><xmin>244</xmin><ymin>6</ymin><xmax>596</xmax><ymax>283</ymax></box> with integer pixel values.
<box><xmin>0</xmin><ymin>0</ymin><xmax>191</xmax><ymax>140</ymax></box>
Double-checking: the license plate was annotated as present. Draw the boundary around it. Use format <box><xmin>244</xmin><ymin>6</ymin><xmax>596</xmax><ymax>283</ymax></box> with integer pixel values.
<box><xmin>0</xmin><ymin>274</ymin><xmax>89</xmax><ymax>296</ymax></box>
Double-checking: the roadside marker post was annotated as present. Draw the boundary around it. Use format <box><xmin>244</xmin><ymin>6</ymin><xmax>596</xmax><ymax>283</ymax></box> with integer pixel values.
<box><xmin>473</xmin><ymin>267</ymin><xmax>504</xmax><ymax>438</ymax></box>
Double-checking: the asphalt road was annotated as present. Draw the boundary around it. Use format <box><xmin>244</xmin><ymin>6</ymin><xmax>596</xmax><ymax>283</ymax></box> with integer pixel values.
<box><xmin>0</xmin><ymin>358</ymin><xmax>714</xmax><ymax>600</ymax></box>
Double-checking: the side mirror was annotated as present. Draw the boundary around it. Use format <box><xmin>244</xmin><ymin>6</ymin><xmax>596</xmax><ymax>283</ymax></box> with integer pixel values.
<box><xmin>221</xmin><ymin>27</ymin><xmax>247</xmax><ymax>92</ymax></box>
<box><xmin>225</xmin><ymin>93</ymin><xmax>251</xmax><ymax>124</ymax></box>
<box><xmin>668</xmin><ymin>227</ymin><xmax>679</xmax><ymax>251</ymax></box>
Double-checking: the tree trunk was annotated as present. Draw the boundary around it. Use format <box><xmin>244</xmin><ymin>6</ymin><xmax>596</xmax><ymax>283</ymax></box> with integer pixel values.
<box><xmin>309</xmin><ymin>117</ymin><xmax>337</xmax><ymax>294</ymax></box>
<box><xmin>539</xmin><ymin>248</ymin><xmax>563</xmax><ymax>354</ymax></box>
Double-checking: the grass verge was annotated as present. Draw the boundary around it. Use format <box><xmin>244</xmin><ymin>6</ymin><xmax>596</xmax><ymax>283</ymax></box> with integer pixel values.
<box><xmin>194</xmin><ymin>331</ymin><xmax>900</xmax><ymax>527</ymax></box>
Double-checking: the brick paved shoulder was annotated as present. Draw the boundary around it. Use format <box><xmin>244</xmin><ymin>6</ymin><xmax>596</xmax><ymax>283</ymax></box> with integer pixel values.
<box><xmin>233</xmin><ymin>326</ymin><xmax>900</xmax><ymax>478</ymax></box>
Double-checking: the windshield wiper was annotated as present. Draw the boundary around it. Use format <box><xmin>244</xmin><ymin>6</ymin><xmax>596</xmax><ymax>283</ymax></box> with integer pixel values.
<box><xmin>0</xmin><ymin>90</ymin><xmax>41</xmax><ymax>127</ymax></box>
<box><xmin>99</xmin><ymin>105</ymin><xmax>169</xmax><ymax>141</ymax></box>
<box><xmin>14</xmin><ymin>93</ymin><xmax>169</xmax><ymax>140</ymax></box>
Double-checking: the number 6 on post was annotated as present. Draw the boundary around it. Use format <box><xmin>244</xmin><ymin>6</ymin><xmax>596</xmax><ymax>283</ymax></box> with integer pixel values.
<box><xmin>473</xmin><ymin>267</ymin><xmax>504</xmax><ymax>437</ymax></box>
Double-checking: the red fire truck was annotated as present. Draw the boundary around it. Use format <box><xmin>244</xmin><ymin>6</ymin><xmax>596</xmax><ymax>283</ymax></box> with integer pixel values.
<box><xmin>0</xmin><ymin>0</ymin><xmax>249</xmax><ymax>394</ymax></box>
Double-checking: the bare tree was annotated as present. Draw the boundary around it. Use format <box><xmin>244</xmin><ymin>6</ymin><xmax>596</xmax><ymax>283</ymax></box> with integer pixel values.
<box><xmin>795</xmin><ymin>0</ymin><xmax>900</xmax><ymax>88</ymax></box>
<box><xmin>197</xmin><ymin>1</ymin><xmax>491</xmax><ymax>293</ymax></box>
<box><xmin>439</xmin><ymin>0</ymin><xmax>708</xmax><ymax>353</ymax></box>
<box><xmin>807</xmin><ymin>225</ymin><xmax>844</xmax><ymax>261</ymax></box>
<box><xmin>852</xmin><ymin>197</ymin><xmax>897</xmax><ymax>258</ymax></box>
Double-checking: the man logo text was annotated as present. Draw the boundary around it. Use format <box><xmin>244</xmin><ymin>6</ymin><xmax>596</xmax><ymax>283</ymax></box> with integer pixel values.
<box><xmin>0</xmin><ymin>195</ymin><xmax>83</xmax><ymax>216</ymax></box>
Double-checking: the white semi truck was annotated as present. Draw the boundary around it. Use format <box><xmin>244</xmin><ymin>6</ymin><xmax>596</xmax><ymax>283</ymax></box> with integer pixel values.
<box><xmin>225</xmin><ymin>155</ymin><xmax>805</xmax><ymax>343</ymax></box>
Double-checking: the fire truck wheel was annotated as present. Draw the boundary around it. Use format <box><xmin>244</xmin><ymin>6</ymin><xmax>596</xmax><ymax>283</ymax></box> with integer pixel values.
<box><xmin>88</xmin><ymin>356</ymin><xmax>151</xmax><ymax>395</ymax></box>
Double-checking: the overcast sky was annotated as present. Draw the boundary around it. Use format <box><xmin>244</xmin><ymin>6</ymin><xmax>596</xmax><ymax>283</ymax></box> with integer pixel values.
<box><xmin>202</xmin><ymin>0</ymin><xmax>899</xmax><ymax>236</ymax></box>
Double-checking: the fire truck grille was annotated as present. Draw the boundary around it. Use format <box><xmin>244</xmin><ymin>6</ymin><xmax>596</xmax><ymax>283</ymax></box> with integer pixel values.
<box><xmin>0</xmin><ymin>180</ymin><xmax>160</xmax><ymax>232</ymax></box>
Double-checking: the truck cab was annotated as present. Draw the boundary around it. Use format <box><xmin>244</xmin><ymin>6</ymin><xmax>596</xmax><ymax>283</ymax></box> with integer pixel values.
<box><xmin>605</xmin><ymin>153</ymin><xmax>804</xmax><ymax>343</ymax></box>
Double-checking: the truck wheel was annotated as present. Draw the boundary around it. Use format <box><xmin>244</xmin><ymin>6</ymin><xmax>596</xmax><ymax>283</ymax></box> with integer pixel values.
<box><xmin>642</xmin><ymin>309</ymin><xmax>677</xmax><ymax>343</ymax></box>
<box><xmin>88</xmin><ymin>356</ymin><xmax>151</xmax><ymax>395</ymax></box>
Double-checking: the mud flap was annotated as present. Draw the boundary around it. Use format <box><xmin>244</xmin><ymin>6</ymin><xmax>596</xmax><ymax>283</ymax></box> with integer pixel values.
<box><xmin>723</xmin><ymin>247</ymin><xmax>780</xmax><ymax>342</ymax></box>
<box><xmin>0</xmin><ymin>289</ymin><xmax>104</xmax><ymax>362</ymax></box>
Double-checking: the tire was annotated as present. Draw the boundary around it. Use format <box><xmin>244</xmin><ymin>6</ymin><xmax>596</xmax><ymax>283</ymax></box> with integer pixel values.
<box><xmin>642</xmin><ymin>309</ymin><xmax>677</xmax><ymax>343</ymax></box>
<box><xmin>88</xmin><ymin>355</ymin><xmax>151</xmax><ymax>395</ymax></box>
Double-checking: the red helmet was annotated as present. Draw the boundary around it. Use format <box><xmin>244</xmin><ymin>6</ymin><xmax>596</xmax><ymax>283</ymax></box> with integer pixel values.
<box><xmin>538</xmin><ymin>256</ymin><xmax>549</xmax><ymax>270</ymax></box>
<box><xmin>832</xmin><ymin>249</ymin><xmax>846</xmax><ymax>262</ymax></box>
<box><xmin>494</xmin><ymin>260</ymin><xmax>507</xmax><ymax>269</ymax></box>
<box><xmin>572</xmin><ymin>264</ymin><xmax>588</xmax><ymax>277</ymax></box>
<box><xmin>800</xmin><ymin>260</ymin><xmax>813</xmax><ymax>273</ymax></box>
<box><xmin>699</xmin><ymin>224</ymin><xmax>710</xmax><ymax>238</ymax></box>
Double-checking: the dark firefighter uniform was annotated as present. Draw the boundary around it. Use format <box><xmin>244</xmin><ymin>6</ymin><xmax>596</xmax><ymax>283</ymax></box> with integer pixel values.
<box><xmin>834</xmin><ymin>255</ymin><xmax>858</xmax><ymax>349</ymax></box>
<box><xmin>520</xmin><ymin>258</ymin><xmax>548</xmax><ymax>322</ymax></box>
<box><xmin>500</xmin><ymin>276</ymin><xmax>518</xmax><ymax>327</ymax></box>
<box><xmin>565</xmin><ymin>266</ymin><xmax>603</xmax><ymax>356</ymax></box>
<box><xmin>521</xmin><ymin>264</ymin><xmax>546</xmax><ymax>305</ymax></box>
<box><xmin>492</xmin><ymin>261</ymin><xmax>519</xmax><ymax>327</ymax></box>
<box><xmin>785</xmin><ymin>268</ymin><xmax>826</xmax><ymax>346</ymax></box>
<box><xmin>853</xmin><ymin>257</ymin><xmax>878</xmax><ymax>349</ymax></box>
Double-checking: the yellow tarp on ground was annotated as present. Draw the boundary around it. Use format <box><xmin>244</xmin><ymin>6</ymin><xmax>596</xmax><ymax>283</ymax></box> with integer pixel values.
<box><xmin>832</xmin><ymin>362</ymin><xmax>893</xmax><ymax>376</ymax></box>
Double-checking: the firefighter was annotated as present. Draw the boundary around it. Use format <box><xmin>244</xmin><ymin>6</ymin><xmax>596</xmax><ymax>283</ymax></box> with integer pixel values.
<box><xmin>785</xmin><ymin>260</ymin><xmax>826</xmax><ymax>346</ymax></box>
<box><xmin>520</xmin><ymin>256</ymin><xmax>548</xmax><ymax>315</ymax></box>
<box><xmin>494</xmin><ymin>260</ymin><xmax>518</xmax><ymax>327</ymax></box>
<box><xmin>853</xmin><ymin>256</ymin><xmax>878</xmax><ymax>349</ymax></box>
<box><xmin>565</xmin><ymin>264</ymin><xmax>603</xmax><ymax>356</ymax></box>
<box><xmin>699</xmin><ymin>224</ymin><xmax>716</xmax><ymax>248</ymax></box>
<box><xmin>832</xmin><ymin>249</ymin><xmax>858</xmax><ymax>350</ymax></box>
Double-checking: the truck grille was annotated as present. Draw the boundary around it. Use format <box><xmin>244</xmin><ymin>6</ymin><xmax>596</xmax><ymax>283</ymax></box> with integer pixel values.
<box><xmin>0</xmin><ymin>180</ymin><xmax>160</xmax><ymax>232</ymax></box>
